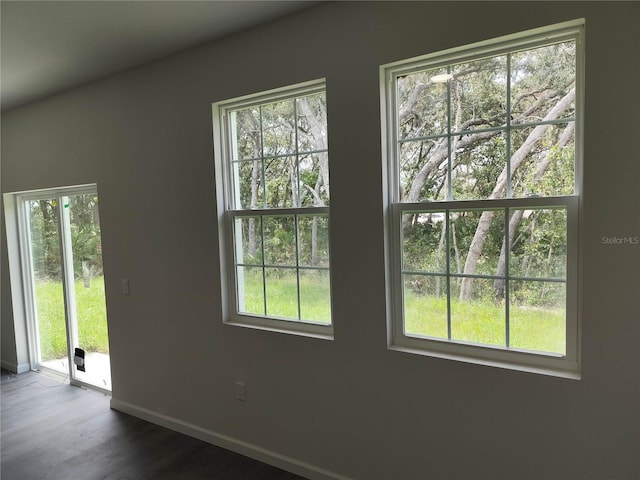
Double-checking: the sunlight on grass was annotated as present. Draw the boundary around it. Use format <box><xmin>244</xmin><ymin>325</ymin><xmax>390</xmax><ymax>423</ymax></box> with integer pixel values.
<box><xmin>241</xmin><ymin>269</ymin><xmax>331</xmax><ymax>324</ymax></box>
<box><xmin>403</xmin><ymin>289</ymin><xmax>565</xmax><ymax>355</ymax></box>
<box><xmin>35</xmin><ymin>277</ymin><xmax>109</xmax><ymax>360</ymax></box>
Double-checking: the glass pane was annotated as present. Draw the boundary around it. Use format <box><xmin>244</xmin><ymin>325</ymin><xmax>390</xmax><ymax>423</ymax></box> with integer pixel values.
<box><xmin>451</xmin><ymin>131</ymin><xmax>506</xmax><ymax>200</ymax></box>
<box><xmin>234</xmin><ymin>216</ymin><xmax>262</xmax><ymax>265</ymax></box>
<box><xmin>399</xmin><ymin>139</ymin><xmax>448</xmax><ymax>202</ymax></box>
<box><xmin>403</xmin><ymin>274</ymin><xmax>448</xmax><ymax>339</ymax></box>
<box><xmin>450</xmin><ymin>277</ymin><xmax>505</xmax><ymax>347</ymax></box>
<box><xmin>231</xmin><ymin>107</ymin><xmax>261</xmax><ymax>161</ymax></box>
<box><xmin>298</xmin><ymin>214</ymin><xmax>329</xmax><ymax>267</ymax></box>
<box><xmin>237</xmin><ymin>266</ymin><xmax>264</xmax><ymax>315</ymax></box>
<box><xmin>265</xmin><ymin>267</ymin><xmax>298</xmax><ymax>319</ymax></box>
<box><xmin>511</xmin><ymin>123</ymin><xmax>575</xmax><ymax>197</ymax></box>
<box><xmin>509</xmin><ymin>208</ymin><xmax>567</xmax><ymax>279</ymax></box>
<box><xmin>397</xmin><ymin>68</ymin><xmax>449</xmax><ymax>139</ymax></box>
<box><xmin>452</xmin><ymin>56</ymin><xmax>507</xmax><ymax>132</ymax></box>
<box><xmin>297</xmin><ymin>93</ymin><xmax>328</xmax><ymax>153</ymax></box>
<box><xmin>68</xmin><ymin>194</ymin><xmax>110</xmax><ymax>390</ymax></box>
<box><xmin>28</xmin><ymin>199</ymin><xmax>67</xmax><ymax>373</ymax></box>
<box><xmin>510</xmin><ymin>280</ymin><xmax>566</xmax><ymax>354</ymax></box>
<box><xmin>234</xmin><ymin>159</ymin><xmax>263</xmax><ymax>209</ymax></box>
<box><xmin>263</xmin><ymin>216</ymin><xmax>296</xmax><ymax>266</ymax></box>
<box><xmin>511</xmin><ymin>41</ymin><xmax>576</xmax><ymax>122</ymax></box>
<box><xmin>263</xmin><ymin>156</ymin><xmax>296</xmax><ymax>208</ymax></box>
<box><xmin>449</xmin><ymin>209</ymin><xmax>504</xmax><ymax>276</ymax></box>
<box><xmin>262</xmin><ymin>100</ymin><xmax>296</xmax><ymax>157</ymax></box>
<box><xmin>299</xmin><ymin>269</ymin><xmax>331</xmax><ymax>324</ymax></box>
<box><xmin>299</xmin><ymin>153</ymin><xmax>330</xmax><ymax>207</ymax></box>
<box><xmin>402</xmin><ymin>211</ymin><xmax>446</xmax><ymax>273</ymax></box>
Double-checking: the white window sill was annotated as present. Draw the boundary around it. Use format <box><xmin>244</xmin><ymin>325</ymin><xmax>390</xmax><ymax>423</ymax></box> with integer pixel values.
<box><xmin>389</xmin><ymin>339</ymin><xmax>581</xmax><ymax>380</ymax></box>
<box><xmin>224</xmin><ymin>315</ymin><xmax>334</xmax><ymax>341</ymax></box>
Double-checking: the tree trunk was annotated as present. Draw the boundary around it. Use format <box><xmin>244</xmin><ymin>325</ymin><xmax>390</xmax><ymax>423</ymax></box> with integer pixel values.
<box><xmin>82</xmin><ymin>261</ymin><xmax>91</xmax><ymax>288</ymax></box>
<box><xmin>311</xmin><ymin>216</ymin><xmax>318</xmax><ymax>266</ymax></box>
<box><xmin>493</xmin><ymin>121</ymin><xmax>575</xmax><ymax>298</ymax></box>
<box><xmin>493</xmin><ymin>209</ymin><xmax>523</xmax><ymax>300</ymax></box>
<box><xmin>459</xmin><ymin>88</ymin><xmax>575</xmax><ymax>300</ymax></box>
<box><xmin>297</xmin><ymin>97</ymin><xmax>328</xmax><ymax>267</ymax></box>
<box><xmin>404</xmin><ymin>86</ymin><xmax>564</xmax><ymax>205</ymax></box>
<box><xmin>247</xmin><ymin>159</ymin><xmax>260</xmax><ymax>257</ymax></box>
<box><xmin>459</xmin><ymin>211</ymin><xmax>495</xmax><ymax>300</ymax></box>
<box><xmin>297</xmin><ymin>98</ymin><xmax>329</xmax><ymax>199</ymax></box>
<box><xmin>435</xmin><ymin>218</ymin><xmax>447</xmax><ymax>298</ymax></box>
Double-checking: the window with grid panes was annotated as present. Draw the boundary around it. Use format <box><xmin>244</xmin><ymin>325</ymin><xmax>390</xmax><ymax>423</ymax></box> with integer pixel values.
<box><xmin>213</xmin><ymin>80</ymin><xmax>332</xmax><ymax>337</ymax></box>
<box><xmin>381</xmin><ymin>21</ymin><xmax>583</xmax><ymax>376</ymax></box>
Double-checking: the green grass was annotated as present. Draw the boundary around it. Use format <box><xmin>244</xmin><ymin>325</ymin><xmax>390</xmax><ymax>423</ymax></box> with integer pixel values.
<box><xmin>404</xmin><ymin>290</ymin><xmax>565</xmax><ymax>354</ymax></box>
<box><xmin>240</xmin><ymin>269</ymin><xmax>331</xmax><ymax>324</ymax></box>
<box><xmin>35</xmin><ymin>273</ymin><xmax>564</xmax><ymax>359</ymax></box>
<box><xmin>35</xmin><ymin>276</ymin><xmax>109</xmax><ymax>360</ymax></box>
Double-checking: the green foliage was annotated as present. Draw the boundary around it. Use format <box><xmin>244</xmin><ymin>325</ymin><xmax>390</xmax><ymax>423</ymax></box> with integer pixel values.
<box><xmin>233</xmin><ymin>93</ymin><xmax>328</xmax><ymax>210</ymax></box>
<box><xmin>28</xmin><ymin>195</ymin><xmax>103</xmax><ymax>281</ymax></box>
<box><xmin>402</xmin><ymin>216</ymin><xmax>445</xmax><ymax>272</ymax></box>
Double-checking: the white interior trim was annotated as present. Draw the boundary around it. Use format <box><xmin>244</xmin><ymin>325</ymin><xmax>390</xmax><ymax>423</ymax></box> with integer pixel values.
<box><xmin>110</xmin><ymin>398</ymin><xmax>351</xmax><ymax>480</ymax></box>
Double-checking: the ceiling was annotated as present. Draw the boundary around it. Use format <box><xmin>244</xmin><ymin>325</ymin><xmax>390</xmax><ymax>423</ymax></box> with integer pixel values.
<box><xmin>0</xmin><ymin>0</ymin><xmax>319</xmax><ymax>112</ymax></box>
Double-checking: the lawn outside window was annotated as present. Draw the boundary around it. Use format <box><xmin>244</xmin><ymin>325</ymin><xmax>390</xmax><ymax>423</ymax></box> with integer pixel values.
<box><xmin>381</xmin><ymin>20</ymin><xmax>583</xmax><ymax>377</ymax></box>
<box><xmin>213</xmin><ymin>79</ymin><xmax>333</xmax><ymax>338</ymax></box>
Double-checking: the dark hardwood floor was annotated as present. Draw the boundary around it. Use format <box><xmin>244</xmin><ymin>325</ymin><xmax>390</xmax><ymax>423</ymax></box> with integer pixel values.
<box><xmin>1</xmin><ymin>370</ymin><xmax>307</xmax><ymax>480</ymax></box>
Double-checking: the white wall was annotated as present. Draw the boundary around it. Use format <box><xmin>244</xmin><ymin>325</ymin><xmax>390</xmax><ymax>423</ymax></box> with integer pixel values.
<box><xmin>2</xmin><ymin>3</ymin><xmax>639</xmax><ymax>479</ymax></box>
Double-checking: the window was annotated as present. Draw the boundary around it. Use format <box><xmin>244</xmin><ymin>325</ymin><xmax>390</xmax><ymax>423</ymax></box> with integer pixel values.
<box><xmin>213</xmin><ymin>80</ymin><xmax>332</xmax><ymax>337</ymax></box>
<box><xmin>381</xmin><ymin>21</ymin><xmax>583</xmax><ymax>376</ymax></box>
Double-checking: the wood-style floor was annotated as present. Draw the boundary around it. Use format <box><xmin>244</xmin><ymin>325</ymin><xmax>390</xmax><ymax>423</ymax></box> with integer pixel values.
<box><xmin>1</xmin><ymin>370</ymin><xmax>307</xmax><ymax>480</ymax></box>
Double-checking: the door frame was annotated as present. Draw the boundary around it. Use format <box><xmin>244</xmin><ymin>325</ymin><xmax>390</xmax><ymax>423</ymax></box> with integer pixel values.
<box><xmin>10</xmin><ymin>184</ymin><xmax>111</xmax><ymax>394</ymax></box>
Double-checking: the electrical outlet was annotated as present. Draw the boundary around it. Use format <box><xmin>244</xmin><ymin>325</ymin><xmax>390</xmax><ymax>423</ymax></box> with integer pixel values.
<box><xmin>236</xmin><ymin>382</ymin><xmax>245</xmax><ymax>401</ymax></box>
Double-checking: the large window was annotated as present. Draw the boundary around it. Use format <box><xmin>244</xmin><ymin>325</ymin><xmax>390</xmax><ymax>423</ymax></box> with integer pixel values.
<box><xmin>381</xmin><ymin>21</ymin><xmax>583</xmax><ymax>376</ymax></box>
<box><xmin>213</xmin><ymin>80</ymin><xmax>332</xmax><ymax>337</ymax></box>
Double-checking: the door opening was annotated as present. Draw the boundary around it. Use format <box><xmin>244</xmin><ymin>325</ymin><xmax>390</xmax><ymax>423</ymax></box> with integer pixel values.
<box><xmin>18</xmin><ymin>185</ymin><xmax>111</xmax><ymax>393</ymax></box>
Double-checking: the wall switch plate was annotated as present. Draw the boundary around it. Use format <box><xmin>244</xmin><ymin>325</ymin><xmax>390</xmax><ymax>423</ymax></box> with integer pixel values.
<box><xmin>122</xmin><ymin>278</ymin><xmax>130</xmax><ymax>295</ymax></box>
<box><xmin>236</xmin><ymin>382</ymin><xmax>245</xmax><ymax>401</ymax></box>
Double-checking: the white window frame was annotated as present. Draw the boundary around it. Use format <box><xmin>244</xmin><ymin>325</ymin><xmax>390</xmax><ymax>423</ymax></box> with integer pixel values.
<box><xmin>381</xmin><ymin>20</ymin><xmax>584</xmax><ymax>378</ymax></box>
<box><xmin>212</xmin><ymin>79</ymin><xmax>333</xmax><ymax>339</ymax></box>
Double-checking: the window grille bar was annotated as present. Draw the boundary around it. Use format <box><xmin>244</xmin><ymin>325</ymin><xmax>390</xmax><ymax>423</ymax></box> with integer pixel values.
<box><xmin>506</xmin><ymin>54</ymin><xmax>513</xmax><ymax>199</ymax></box>
<box><xmin>293</xmin><ymin>102</ymin><xmax>303</xmax><ymax>320</ymax></box>
<box><xmin>236</xmin><ymin>263</ymin><xmax>330</xmax><ymax>272</ymax></box>
<box><xmin>229</xmin><ymin>207</ymin><xmax>330</xmax><ymax>217</ymax></box>
<box><xmin>397</xmin><ymin>196</ymin><xmax>575</xmax><ymax>210</ymax></box>
<box><xmin>445</xmin><ymin>209</ymin><xmax>452</xmax><ymax>340</ymax></box>
<box><xmin>294</xmin><ymin>99</ymin><xmax>301</xmax><ymax>210</ymax></box>
<box><xmin>259</xmin><ymin>215</ymin><xmax>267</xmax><ymax>316</ymax></box>
<box><xmin>259</xmin><ymin>105</ymin><xmax>267</xmax><ymax>209</ymax></box>
<box><xmin>294</xmin><ymin>215</ymin><xmax>302</xmax><ymax>320</ymax></box>
<box><xmin>504</xmin><ymin>207</ymin><xmax>511</xmax><ymax>348</ymax></box>
<box><xmin>398</xmin><ymin>117</ymin><xmax>575</xmax><ymax>145</ymax></box>
<box><xmin>231</xmin><ymin>148</ymin><xmax>329</xmax><ymax>164</ymax></box>
<box><xmin>510</xmin><ymin>276</ymin><xmax>567</xmax><ymax>283</ymax></box>
<box><xmin>446</xmin><ymin>65</ymin><xmax>453</xmax><ymax>201</ymax></box>
<box><xmin>398</xmin><ymin>270</ymin><xmax>567</xmax><ymax>283</ymax></box>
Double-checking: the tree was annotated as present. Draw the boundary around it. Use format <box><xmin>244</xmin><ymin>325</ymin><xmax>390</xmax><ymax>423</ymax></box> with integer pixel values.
<box><xmin>458</xmin><ymin>88</ymin><xmax>575</xmax><ymax>300</ymax></box>
<box><xmin>397</xmin><ymin>41</ymin><xmax>576</xmax><ymax>302</ymax></box>
<box><xmin>233</xmin><ymin>93</ymin><xmax>329</xmax><ymax>267</ymax></box>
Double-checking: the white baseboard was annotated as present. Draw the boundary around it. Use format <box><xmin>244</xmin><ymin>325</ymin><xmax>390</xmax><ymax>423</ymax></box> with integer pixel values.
<box><xmin>110</xmin><ymin>398</ymin><xmax>350</xmax><ymax>480</ymax></box>
<box><xmin>1</xmin><ymin>360</ymin><xmax>31</xmax><ymax>374</ymax></box>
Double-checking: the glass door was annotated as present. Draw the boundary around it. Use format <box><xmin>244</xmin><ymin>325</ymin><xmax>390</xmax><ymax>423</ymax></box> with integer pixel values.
<box><xmin>21</xmin><ymin>186</ymin><xmax>111</xmax><ymax>392</ymax></box>
<box><xmin>25</xmin><ymin>197</ymin><xmax>68</xmax><ymax>376</ymax></box>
